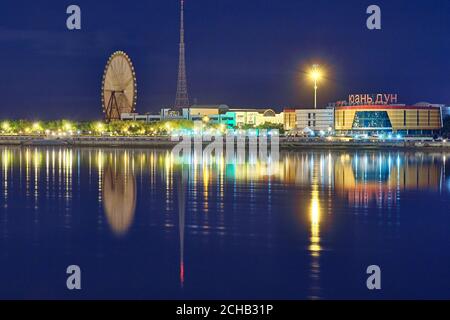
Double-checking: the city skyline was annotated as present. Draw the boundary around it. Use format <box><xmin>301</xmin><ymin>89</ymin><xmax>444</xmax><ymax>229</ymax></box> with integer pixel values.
<box><xmin>0</xmin><ymin>0</ymin><xmax>449</xmax><ymax>120</ymax></box>
<box><xmin>1</xmin><ymin>0</ymin><xmax>450</xmax><ymax>303</ymax></box>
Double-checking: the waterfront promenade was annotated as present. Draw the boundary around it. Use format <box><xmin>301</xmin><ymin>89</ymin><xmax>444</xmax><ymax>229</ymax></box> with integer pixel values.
<box><xmin>0</xmin><ymin>135</ymin><xmax>449</xmax><ymax>150</ymax></box>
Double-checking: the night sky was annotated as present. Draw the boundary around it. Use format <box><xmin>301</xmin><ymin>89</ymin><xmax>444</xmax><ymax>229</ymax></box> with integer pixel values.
<box><xmin>0</xmin><ymin>0</ymin><xmax>449</xmax><ymax>120</ymax></box>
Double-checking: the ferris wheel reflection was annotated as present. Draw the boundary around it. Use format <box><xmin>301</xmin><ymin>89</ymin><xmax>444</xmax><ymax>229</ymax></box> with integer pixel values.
<box><xmin>102</xmin><ymin>157</ymin><xmax>137</xmax><ymax>237</ymax></box>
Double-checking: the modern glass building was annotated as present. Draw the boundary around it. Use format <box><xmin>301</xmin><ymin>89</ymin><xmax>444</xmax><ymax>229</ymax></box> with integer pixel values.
<box><xmin>335</xmin><ymin>104</ymin><xmax>443</xmax><ymax>136</ymax></box>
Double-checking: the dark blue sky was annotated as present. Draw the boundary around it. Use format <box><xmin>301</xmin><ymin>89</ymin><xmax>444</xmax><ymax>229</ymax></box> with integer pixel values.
<box><xmin>0</xmin><ymin>0</ymin><xmax>449</xmax><ymax>120</ymax></box>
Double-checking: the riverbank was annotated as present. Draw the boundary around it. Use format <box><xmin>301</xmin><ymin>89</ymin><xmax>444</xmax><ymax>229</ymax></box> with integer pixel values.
<box><xmin>0</xmin><ymin>135</ymin><xmax>449</xmax><ymax>151</ymax></box>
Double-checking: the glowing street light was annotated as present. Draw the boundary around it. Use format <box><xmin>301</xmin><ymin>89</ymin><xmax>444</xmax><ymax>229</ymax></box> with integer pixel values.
<box><xmin>95</xmin><ymin>122</ymin><xmax>105</xmax><ymax>134</ymax></box>
<box><xmin>32</xmin><ymin>122</ymin><xmax>42</xmax><ymax>133</ymax></box>
<box><xmin>63</xmin><ymin>121</ymin><xmax>72</xmax><ymax>132</ymax></box>
<box><xmin>1</xmin><ymin>121</ymin><xmax>10</xmax><ymax>132</ymax></box>
<box><xmin>309</xmin><ymin>64</ymin><xmax>322</xmax><ymax>109</ymax></box>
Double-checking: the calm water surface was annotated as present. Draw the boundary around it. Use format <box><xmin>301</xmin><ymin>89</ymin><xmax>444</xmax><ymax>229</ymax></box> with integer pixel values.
<box><xmin>0</xmin><ymin>146</ymin><xmax>449</xmax><ymax>299</ymax></box>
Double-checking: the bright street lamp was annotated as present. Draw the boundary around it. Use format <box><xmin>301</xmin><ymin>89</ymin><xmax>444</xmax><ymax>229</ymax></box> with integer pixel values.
<box><xmin>309</xmin><ymin>64</ymin><xmax>322</xmax><ymax>109</ymax></box>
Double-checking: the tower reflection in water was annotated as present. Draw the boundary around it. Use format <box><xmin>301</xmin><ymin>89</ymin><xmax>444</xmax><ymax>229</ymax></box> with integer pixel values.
<box><xmin>102</xmin><ymin>153</ymin><xmax>137</xmax><ymax>237</ymax></box>
<box><xmin>176</xmin><ymin>164</ymin><xmax>188</xmax><ymax>288</ymax></box>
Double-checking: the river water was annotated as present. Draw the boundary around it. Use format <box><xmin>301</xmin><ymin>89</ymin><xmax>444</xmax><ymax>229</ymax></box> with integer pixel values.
<box><xmin>0</xmin><ymin>146</ymin><xmax>449</xmax><ymax>299</ymax></box>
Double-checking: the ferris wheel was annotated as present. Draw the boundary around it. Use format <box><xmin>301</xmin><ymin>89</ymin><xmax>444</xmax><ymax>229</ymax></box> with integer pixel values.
<box><xmin>101</xmin><ymin>51</ymin><xmax>137</xmax><ymax>122</ymax></box>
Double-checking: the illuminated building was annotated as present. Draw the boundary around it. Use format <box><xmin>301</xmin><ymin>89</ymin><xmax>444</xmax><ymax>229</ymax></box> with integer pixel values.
<box><xmin>231</xmin><ymin>109</ymin><xmax>284</xmax><ymax>127</ymax></box>
<box><xmin>295</xmin><ymin>108</ymin><xmax>334</xmax><ymax>132</ymax></box>
<box><xmin>439</xmin><ymin>104</ymin><xmax>450</xmax><ymax>119</ymax></box>
<box><xmin>161</xmin><ymin>105</ymin><xmax>231</xmax><ymax>123</ymax></box>
<box><xmin>334</xmin><ymin>94</ymin><xmax>443</xmax><ymax>136</ymax></box>
<box><xmin>120</xmin><ymin>113</ymin><xmax>161</xmax><ymax>122</ymax></box>
<box><xmin>187</xmin><ymin>105</ymin><xmax>230</xmax><ymax>120</ymax></box>
<box><xmin>122</xmin><ymin>104</ymin><xmax>285</xmax><ymax>129</ymax></box>
<box><xmin>161</xmin><ymin>108</ymin><xmax>190</xmax><ymax>119</ymax></box>
<box><xmin>207</xmin><ymin>112</ymin><xmax>236</xmax><ymax>128</ymax></box>
<box><xmin>171</xmin><ymin>104</ymin><xmax>236</xmax><ymax>128</ymax></box>
<box><xmin>283</xmin><ymin>109</ymin><xmax>297</xmax><ymax>130</ymax></box>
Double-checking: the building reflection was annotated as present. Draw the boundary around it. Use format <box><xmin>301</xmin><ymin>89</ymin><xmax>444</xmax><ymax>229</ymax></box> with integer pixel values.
<box><xmin>0</xmin><ymin>147</ymin><xmax>448</xmax><ymax>216</ymax></box>
<box><xmin>333</xmin><ymin>153</ymin><xmax>444</xmax><ymax>208</ymax></box>
<box><xmin>280</xmin><ymin>151</ymin><xmax>448</xmax><ymax>207</ymax></box>
<box><xmin>102</xmin><ymin>155</ymin><xmax>137</xmax><ymax>237</ymax></box>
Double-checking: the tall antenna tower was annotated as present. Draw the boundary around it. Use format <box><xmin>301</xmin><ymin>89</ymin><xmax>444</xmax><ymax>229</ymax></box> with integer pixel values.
<box><xmin>174</xmin><ymin>0</ymin><xmax>190</xmax><ymax>110</ymax></box>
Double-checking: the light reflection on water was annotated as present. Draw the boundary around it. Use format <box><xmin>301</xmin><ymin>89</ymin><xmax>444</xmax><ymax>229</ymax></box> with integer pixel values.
<box><xmin>0</xmin><ymin>146</ymin><xmax>449</xmax><ymax>299</ymax></box>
